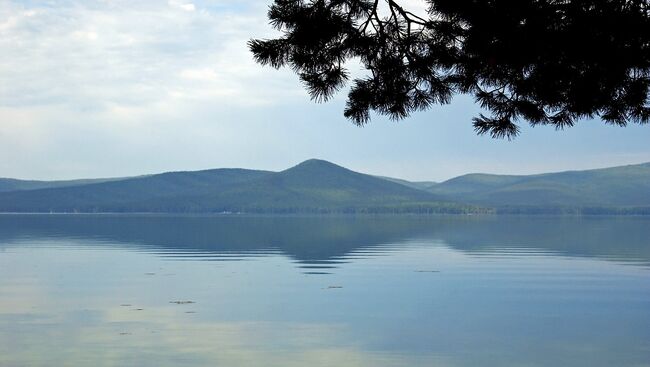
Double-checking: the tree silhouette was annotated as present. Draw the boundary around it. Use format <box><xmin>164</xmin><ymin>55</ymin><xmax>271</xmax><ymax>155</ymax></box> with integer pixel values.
<box><xmin>249</xmin><ymin>0</ymin><xmax>649</xmax><ymax>138</ymax></box>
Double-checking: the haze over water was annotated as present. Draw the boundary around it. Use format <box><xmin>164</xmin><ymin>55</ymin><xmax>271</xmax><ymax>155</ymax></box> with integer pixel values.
<box><xmin>1</xmin><ymin>215</ymin><xmax>649</xmax><ymax>367</ymax></box>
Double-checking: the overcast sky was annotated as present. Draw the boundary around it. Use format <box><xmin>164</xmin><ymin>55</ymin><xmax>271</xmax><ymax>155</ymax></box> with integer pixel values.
<box><xmin>1</xmin><ymin>0</ymin><xmax>649</xmax><ymax>182</ymax></box>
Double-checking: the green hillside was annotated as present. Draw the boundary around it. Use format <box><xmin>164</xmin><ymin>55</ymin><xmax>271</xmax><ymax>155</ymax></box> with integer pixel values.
<box><xmin>171</xmin><ymin>159</ymin><xmax>450</xmax><ymax>212</ymax></box>
<box><xmin>1</xmin><ymin>160</ymin><xmax>647</xmax><ymax>214</ymax></box>
<box><xmin>0</xmin><ymin>160</ymin><xmax>471</xmax><ymax>214</ymax></box>
<box><xmin>0</xmin><ymin>177</ymin><xmax>124</xmax><ymax>192</ymax></box>
<box><xmin>374</xmin><ymin>176</ymin><xmax>437</xmax><ymax>190</ymax></box>
<box><xmin>428</xmin><ymin>162</ymin><xmax>650</xmax><ymax>212</ymax></box>
<box><xmin>0</xmin><ymin>168</ymin><xmax>272</xmax><ymax>213</ymax></box>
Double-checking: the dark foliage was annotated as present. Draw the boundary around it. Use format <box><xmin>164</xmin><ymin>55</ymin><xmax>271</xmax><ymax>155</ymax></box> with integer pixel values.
<box><xmin>249</xmin><ymin>0</ymin><xmax>650</xmax><ymax>138</ymax></box>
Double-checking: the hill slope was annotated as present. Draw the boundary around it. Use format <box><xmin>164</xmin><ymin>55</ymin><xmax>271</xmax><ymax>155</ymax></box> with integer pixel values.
<box><xmin>0</xmin><ymin>160</ymin><xmax>467</xmax><ymax>214</ymax></box>
<box><xmin>2</xmin><ymin>160</ymin><xmax>647</xmax><ymax>214</ymax></box>
<box><xmin>428</xmin><ymin>162</ymin><xmax>650</xmax><ymax>211</ymax></box>
<box><xmin>374</xmin><ymin>176</ymin><xmax>437</xmax><ymax>190</ymax></box>
<box><xmin>172</xmin><ymin>159</ymin><xmax>444</xmax><ymax>211</ymax></box>
<box><xmin>0</xmin><ymin>168</ymin><xmax>272</xmax><ymax>212</ymax></box>
<box><xmin>0</xmin><ymin>177</ymin><xmax>124</xmax><ymax>192</ymax></box>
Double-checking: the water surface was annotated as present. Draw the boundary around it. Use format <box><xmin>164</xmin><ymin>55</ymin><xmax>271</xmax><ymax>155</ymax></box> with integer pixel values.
<box><xmin>1</xmin><ymin>215</ymin><xmax>649</xmax><ymax>366</ymax></box>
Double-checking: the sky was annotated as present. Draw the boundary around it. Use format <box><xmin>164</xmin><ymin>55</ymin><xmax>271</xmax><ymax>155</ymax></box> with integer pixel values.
<box><xmin>1</xmin><ymin>0</ymin><xmax>649</xmax><ymax>182</ymax></box>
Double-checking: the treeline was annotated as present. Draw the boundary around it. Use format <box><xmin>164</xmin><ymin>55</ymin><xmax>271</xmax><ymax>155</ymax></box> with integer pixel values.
<box><xmin>495</xmin><ymin>206</ymin><xmax>650</xmax><ymax>215</ymax></box>
<box><xmin>9</xmin><ymin>202</ymin><xmax>492</xmax><ymax>215</ymax></box>
<box><xmin>9</xmin><ymin>205</ymin><xmax>650</xmax><ymax>216</ymax></box>
<box><xmin>235</xmin><ymin>203</ymin><xmax>493</xmax><ymax>215</ymax></box>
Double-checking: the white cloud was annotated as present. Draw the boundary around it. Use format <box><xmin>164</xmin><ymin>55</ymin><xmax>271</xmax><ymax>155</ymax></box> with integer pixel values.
<box><xmin>168</xmin><ymin>0</ymin><xmax>196</xmax><ymax>12</ymax></box>
<box><xmin>180</xmin><ymin>68</ymin><xmax>218</xmax><ymax>80</ymax></box>
<box><xmin>399</xmin><ymin>0</ymin><xmax>430</xmax><ymax>17</ymax></box>
<box><xmin>1</xmin><ymin>1</ymin><xmax>648</xmax><ymax>181</ymax></box>
<box><xmin>0</xmin><ymin>0</ymin><xmax>296</xmax><ymax>110</ymax></box>
<box><xmin>0</xmin><ymin>0</ymin><xmax>310</xmax><ymax>178</ymax></box>
<box><xmin>71</xmin><ymin>30</ymin><xmax>99</xmax><ymax>41</ymax></box>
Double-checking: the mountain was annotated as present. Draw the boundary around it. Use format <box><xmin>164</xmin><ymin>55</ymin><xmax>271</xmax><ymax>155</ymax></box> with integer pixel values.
<box><xmin>172</xmin><ymin>159</ymin><xmax>445</xmax><ymax>211</ymax></box>
<box><xmin>1</xmin><ymin>160</ymin><xmax>648</xmax><ymax>214</ymax></box>
<box><xmin>0</xmin><ymin>159</ymin><xmax>470</xmax><ymax>214</ymax></box>
<box><xmin>0</xmin><ymin>177</ymin><xmax>123</xmax><ymax>192</ymax></box>
<box><xmin>0</xmin><ymin>168</ymin><xmax>272</xmax><ymax>213</ymax></box>
<box><xmin>427</xmin><ymin>162</ymin><xmax>650</xmax><ymax>213</ymax></box>
<box><xmin>374</xmin><ymin>176</ymin><xmax>437</xmax><ymax>190</ymax></box>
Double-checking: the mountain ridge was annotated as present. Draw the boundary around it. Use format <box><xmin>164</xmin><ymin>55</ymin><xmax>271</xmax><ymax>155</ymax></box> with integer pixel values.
<box><xmin>0</xmin><ymin>159</ymin><xmax>648</xmax><ymax>214</ymax></box>
<box><xmin>428</xmin><ymin>161</ymin><xmax>650</xmax><ymax>210</ymax></box>
<box><xmin>0</xmin><ymin>159</ymin><xmax>469</xmax><ymax>214</ymax></box>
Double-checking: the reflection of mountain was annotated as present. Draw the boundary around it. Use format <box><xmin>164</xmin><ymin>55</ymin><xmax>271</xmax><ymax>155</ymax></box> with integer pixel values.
<box><xmin>0</xmin><ymin>215</ymin><xmax>648</xmax><ymax>267</ymax></box>
<box><xmin>0</xmin><ymin>215</ymin><xmax>431</xmax><ymax>262</ymax></box>
<box><xmin>436</xmin><ymin>216</ymin><xmax>650</xmax><ymax>263</ymax></box>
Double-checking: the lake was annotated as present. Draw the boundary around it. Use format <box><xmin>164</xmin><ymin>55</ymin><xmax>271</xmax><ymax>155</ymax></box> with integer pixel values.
<box><xmin>0</xmin><ymin>214</ymin><xmax>648</xmax><ymax>367</ymax></box>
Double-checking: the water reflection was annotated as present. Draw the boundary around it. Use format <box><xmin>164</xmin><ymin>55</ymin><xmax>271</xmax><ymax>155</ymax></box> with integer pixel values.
<box><xmin>1</xmin><ymin>215</ymin><xmax>649</xmax><ymax>268</ymax></box>
<box><xmin>0</xmin><ymin>215</ymin><xmax>649</xmax><ymax>367</ymax></box>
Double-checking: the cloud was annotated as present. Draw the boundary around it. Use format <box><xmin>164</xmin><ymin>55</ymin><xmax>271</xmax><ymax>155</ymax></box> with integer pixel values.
<box><xmin>180</xmin><ymin>67</ymin><xmax>218</xmax><ymax>80</ymax></box>
<box><xmin>0</xmin><ymin>1</ymin><xmax>648</xmax><ymax>181</ymax></box>
<box><xmin>0</xmin><ymin>0</ymin><xmax>297</xmax><ymax>111</ymax></box>
<box><xmin>168</xmin><ymin>0</ymin><xmax>196</xmax><ymax>12</ymax></box>
<box><xmin>0</xmin><ymin>0</ymin><xmax>311</xmax><ymax>178</ymax></box>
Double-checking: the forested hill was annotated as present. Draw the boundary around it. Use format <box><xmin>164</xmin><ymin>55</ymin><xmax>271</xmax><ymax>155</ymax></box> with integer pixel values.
<box><xmin>0</xmin><ymin>177</ymin><xmax>123</xmax><ymax>192</ymax></box>
<box><xmin>426</xmin><ymin>162</ymin><xmax>650</xmax><ymax>214</ymax></box>
<box><xmin>0</xmin><ymin>160</ymin><xmax>474</xmax><ymax>214</ymax></box>
<box><xmin>0</xmin><ymin>160</ymin><xmax>648</xmax><ymax>215</ymax></box>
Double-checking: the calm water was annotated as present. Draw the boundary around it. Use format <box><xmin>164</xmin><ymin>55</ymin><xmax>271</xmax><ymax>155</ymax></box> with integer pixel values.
<box><xmin>0</xmin><ymin>215</ymin><xmax>649</xmax><ymax>367</ymax></box>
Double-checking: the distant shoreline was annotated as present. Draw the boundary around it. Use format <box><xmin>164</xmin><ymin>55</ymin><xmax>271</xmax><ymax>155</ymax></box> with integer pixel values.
<box><xmin>0</xmin><ymin>211</ymin><xmax>648</xmax><ymax>217</ymax></box>
<box><xmin>2</xmin><ymin>160</ymin><xmax>648</xmax><ymax>215</ymax></box>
